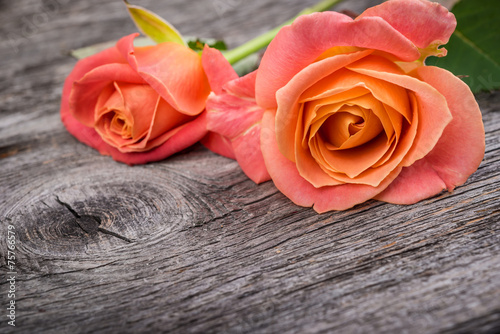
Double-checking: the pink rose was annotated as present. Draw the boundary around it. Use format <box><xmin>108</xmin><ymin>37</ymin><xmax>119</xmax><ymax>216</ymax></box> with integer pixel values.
<box><xmin>205</xmin><ymin>0</ymin><xmax>485</xmax><ymax>212</ymax></box>
<box><xmin>61</xmin><ymin>33</ymin><xmax>211</xmax><ymax>165</ymax></box>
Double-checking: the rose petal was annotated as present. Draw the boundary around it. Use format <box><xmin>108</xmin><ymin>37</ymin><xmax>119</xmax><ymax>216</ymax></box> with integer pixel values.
<box><xmin>117</xmin><ymin>33</ymin><xmax>210</xmax><ymax>116</ymax></box>
<box><xmin>116</xmin><ymin>83</ymin><xmax>159</xmax><ymax>139</ymax></box>
<box><xmin>275</xmin><ymin>50</ymin><xmax>373</xmax><ymax>162</ymax></box>
<box><xmin>201</xmin><ymin>45</ymin><xmax>239</xmax><ymax>95</ymax></box>
<box><xmin>62</xmin><ymin>107</ymin><xmax>207</xmax><ymax>166</ymax></box>
<box><xmin>347</xmin><ymin>57</ymin><xmax>453</xmax><ymax>166</ymax></box>
<box><xmin>117</xmin><ymin>112</ymin><xmax>209</xmax><ymax>165</ymax></box>
<box><xmin>294</xmin><ymin>103</ymin><xmax>345</xmax><ymax>187</ymax></box>
<box><xmin>374</xmin><ymin>158</ymin><xmax>448</xmax><ymax>204</ymax></box>
<box><xmin>318</xmin><ymin>96</ymin><xmax>418</xmax><ymax>187</ymax></box>
<box><xmin>94</xmin><ymin>83</ymin><xmax>136</xmax><ymax>150</ymax></box>
<box><xmin>148</xmin><ymin>97</ymin><xmax>194</xmax><ymax>143</ymax></box>
<box><xmin>357</xmin><ymin>0</ymin><xmax>456</xmax><ymax>50</ymax></box>
<box><xmin>206</xmin><ymin>72</ymin><xmax>265</xmax><ymax>140</ymax></box>
<box><xmin>201</xmin><ymin>132</ymin><xmax>236</xmax><ymax>160</ymax></box>
<box><xmin>61</xmin><ymin>41</ymin><xmax>127</xmax><ymax>126</ymax></box>
<box><xmin>69</xmin><ymin>63</ymin><xmax>145</xmax><ymax>127</ymax></box>
<box><xmin>232</xmin><ymin>124</ymin><xmax>271</xmax><ymax>184</ymax></box>
<box><xmin>302</xmin><ymin>87</ymin><xmax>371</xmax><ymax>145</ymax></box>
<box><xmin>204</xmin><ymin>70</ymin><xmax>269</xmax><ymax>183</ymax></box>
<box><xmin>94</xmin><ymin>84</ymin><xmax>125</xmax><ymax>121</ymax></box>
<box><xmin>224</xmin><ymin>70</ymin><xmax>258</xmax><ymax>99</ymax></box>
<box><xmin>301</xmin><ymin>68</ymin><xmax>411</xmax><ymax>122</ymax></box>
<box><xmin>313</xmin><ymin>133</ymin><xmax>389</xmax><ymax>180</ymax></box>
<box><xmin>375</xmin><ymin>66</ymin><xmax>485</xmax><ymax>204</ymax></box>
<box><xmin>256</xmin><ymin>11</ymin><xmax>421</xmax><ymax>109</ymax></box>
<box><xmin>116</xmin><ymin>96</ymin><xmax>195</xmax><ymax>154</ymax></box>
<box><xmin>261</xmin><ymin>110</ymin><xmax>401</xmax><ymax>212</ymax></box>
<box><xmin>205</xmin><ymin>70</ymin><xmax>265</xmax><ymax>157</ymax></box>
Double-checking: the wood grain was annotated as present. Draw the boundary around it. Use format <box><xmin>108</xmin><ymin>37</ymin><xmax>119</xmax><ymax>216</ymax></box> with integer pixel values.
<box><xmin>1</xmin><ymin>0</ymin><xmax>499</xmax><ymax>333</ymax></box>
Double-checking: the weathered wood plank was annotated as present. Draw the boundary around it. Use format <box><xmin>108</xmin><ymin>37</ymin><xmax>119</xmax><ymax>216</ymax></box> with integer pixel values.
<box><xmin>1</xmin><ymin>0</ymin><xmax>499</xmax><ymax>333</ymax></box>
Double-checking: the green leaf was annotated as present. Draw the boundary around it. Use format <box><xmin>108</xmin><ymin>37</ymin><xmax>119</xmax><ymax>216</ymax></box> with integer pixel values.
<box><xmin>426</xmin><ymin>0</ymin><xmax>500</xmax><ymax>93</ymax></box>
<box><xmin>187</xmin><ymin>38</ymin><xmax>227</xmax><ymax>53</ymax></box>
<box><xmin>70</xmin><ymin>37</ymin><xmax>155</xmax><ymax>60</ymax></box>
<box><xmin>124</xmin><ymin>0</ymin><xmax>186</xmax><ymax>46</ymax></box>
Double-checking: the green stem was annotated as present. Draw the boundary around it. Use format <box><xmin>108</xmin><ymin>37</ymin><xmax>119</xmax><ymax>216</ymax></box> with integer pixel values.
<box><xmin>223</xmin><ymin>0</ymin><xmax>345</xmax><ymax>65</ymax></box>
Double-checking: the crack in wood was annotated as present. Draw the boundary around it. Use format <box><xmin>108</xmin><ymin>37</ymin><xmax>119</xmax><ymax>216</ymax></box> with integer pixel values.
<box><xmin>54</xmin><ymin>196</ymin><xmax>133</xmax><ymax>243</ymax></box>
<box><xmin>97</xmin><ymin>227</ymin><xmax>133</xmax><ymax>243</ymax></box>
<box><xmin>55</xmin><ymin>195</ymin><xmax>81</xmax><ymax>219</ymax></box>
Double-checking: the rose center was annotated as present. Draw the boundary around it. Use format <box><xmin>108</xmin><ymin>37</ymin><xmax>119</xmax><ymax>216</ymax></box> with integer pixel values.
<box><xmin>317</xmin><ymin>103</ymin><xmax>384</xmax><ymax>151</ymax></box>
<box><xmin>321</xmin><ymin>112</ymin><xmax>364</xmax><ymax>147</ymax></box>
<box><xmin>110</xmin><ymin>112</ymin><xmax>133</xmax><ymax>140</ymax></box>
<box><xmin>348</xmin><ymin>119</ymin><xmax>365</xmax><ymax>136</ymax></box>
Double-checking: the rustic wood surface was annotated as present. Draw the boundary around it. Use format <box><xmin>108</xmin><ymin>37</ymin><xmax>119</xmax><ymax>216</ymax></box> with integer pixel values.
<box><xmin>1</xmin><ymin>0</ymin><xmax>499</xmax><ymax>333</ymax></box>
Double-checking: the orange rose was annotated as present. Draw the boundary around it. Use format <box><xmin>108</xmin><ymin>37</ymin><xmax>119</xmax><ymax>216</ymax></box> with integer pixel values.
<box><xmin>61</xmin><ymin>33</ymin><xmax>210</xmax><ymax>164</ymax></box>
<box><xmin>204</xmin><ymin>0</ymin><xmax>485</xmax><ymax>212</ymax></box>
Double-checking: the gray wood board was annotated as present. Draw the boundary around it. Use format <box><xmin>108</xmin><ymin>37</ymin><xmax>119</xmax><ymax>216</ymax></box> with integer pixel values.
<box><xmin>1</xmin><ymin>0</ymin><xmax>499</xmax><ymax>333</ymax></box>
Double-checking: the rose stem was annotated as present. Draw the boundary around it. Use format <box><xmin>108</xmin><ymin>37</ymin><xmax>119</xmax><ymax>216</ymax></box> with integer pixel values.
<box><xmin>223</xmin><ymin>0</ymin><xmax>345</xmax><ymax>65</ymax></box>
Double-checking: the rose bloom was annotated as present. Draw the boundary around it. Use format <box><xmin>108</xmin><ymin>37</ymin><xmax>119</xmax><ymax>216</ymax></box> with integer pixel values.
<box><xmin>61</xmin><ymin>33</ymin><xmax>212</xmax><ymax>164</ymax></box>
<box><xmin>204</xmin><ymin>0</ymin><xmax>485</xmax><ymax>212</ymax></box>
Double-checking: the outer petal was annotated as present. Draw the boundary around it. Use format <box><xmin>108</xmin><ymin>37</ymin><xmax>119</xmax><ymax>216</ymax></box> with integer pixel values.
<box><xmin>224</xmin><ymin>70</ymin><xmax>258</xmax><ymax>98</ymax></box>
<box><xmin>232</xmin><ymin>124</ymin><xmax>271</xmax><ymax>184</ymax></box>
<box><xmin>261</xmin><ymin>110</ymin><xmax>401</xmax><ymax>213</ymax></box>
<box><xmin>256</xmin><ymin>11</ymin><xmax>421</xmax><ymax>109</ymax></box>
<box><xmin>201</xmin><ymin>132</ymin><xmax>236</xmax><ymax>160</ymax></box>
<box><xmin>61</xmin><ymin>44</ymin><xmax>144</xmax><ymax>157</ymax></box>
<box><xmin>147</xmin><ymin>98</ymin><xmax>193</xmax><ymax>144</ymax></box>
<box><xmin>69</xmin><ymin>64</ymin><xmax>145</xmax><ymax>127</ymax></box>
<box><xmin>79</xmin><ymin>111</ymin><xmax>208</xmax><ymax>165</ymax></box>
<box><xmin>61</xmin><ymin>42</ymin><xmax>128</xmax><ymax>128</ymax></box>
<box><xmin>117</xmin><ymin>33</ymin><xmax>210</xmax><ymax>116</ymax></box>
<box><xmin>204</xmin><ymin>71</ymin><xmax>269</xmax><ymax>183</ymax></box>
<box><xmin>357</xmin><ymin>0</ymin><xmax>456</xmax><ymax>50</ymax></box>
<box><xmin>206</xmin><ymin>72</ymin><xmax>263</xmax><ymax>140</ymax></box>
<box><xmin>373</xmin><ymin>158</ymin><xmax>448</xmax><ymax>204</ymax></box>
<box><xmin>206</xmin><ymin>99</ymin><xmax>264</xmax><ymax>140</ymax></box>
<box><xmin>375</xmin><ymin>66</ymin><xmax>485</xmax><ymax>204</ymax></box>
<box><xmin>201</xmin><ymin>45</ymin><xmax>238</xmax><ymax>95</ymax></box>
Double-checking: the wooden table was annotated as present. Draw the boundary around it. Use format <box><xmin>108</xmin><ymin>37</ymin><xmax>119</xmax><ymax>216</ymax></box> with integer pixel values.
<box><xmin>1</xmin><ymin>0</ymin><xmax>499</xmax><ymax>333</ymax></box>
